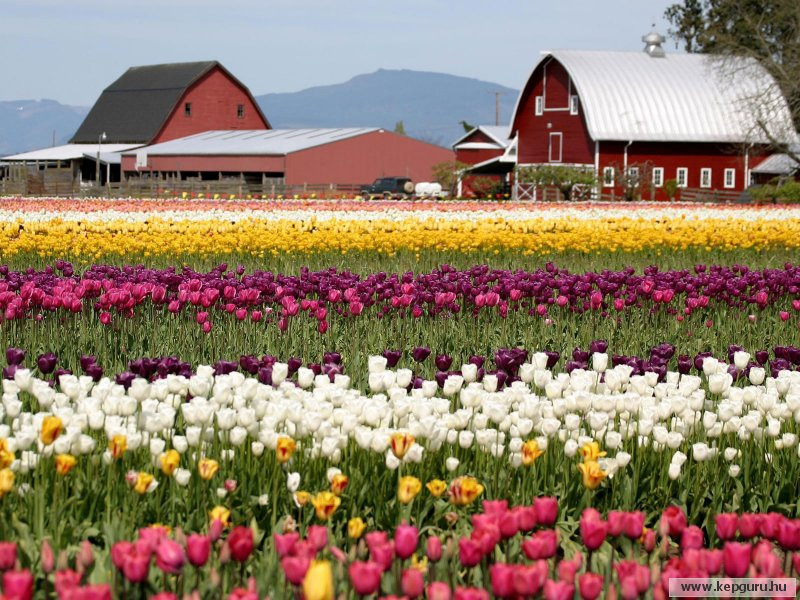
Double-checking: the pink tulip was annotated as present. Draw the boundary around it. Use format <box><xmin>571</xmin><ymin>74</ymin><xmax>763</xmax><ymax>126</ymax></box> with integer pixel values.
<box><xmin>681</xmin><ymin>525</ymin><xmax>704</xmax><ymax>550</ymax></box>
<box><xmin>348</xmin><ymin>561</ymin><xmax>383</xmax><ymax>596</ymax></box>
<box><xmin>641</xmin><ymin>529</ymin><xmax>656</xmax><ymax>552</ymax></box>
<box><xmin>227</xmin><ymin>526</ymin><xmax>254</xmax><ymax>563</ymax></box>
<box><xmin>715</xmin><ymin>513</ymin><xmax>738</xmax><ymax>541</ymax></box>
<box><xmin>394</xmin><ymin>524</ymin><xmax>419</xmax><ymax>560</ymax></box>
<box><xmin>0</xmin><ymin>542</ymin><xmax>17</xmax><ymax>571</ymax></box>
<box><xmin>427</xmin><ymin>582</ymin><xmax>452</xmax><ymax>600</ymax></box>
<box><xmin>490</xmin><ymin>563</ymin><xmax>515</xmax><ymax>598</ymax></box>
<box><xmin>738</xmin><ymin>513</ymin><xmax>762</xmax><ymax>538</ymax></box>
<box><xmin>760</xmin><ymin>512</ymin><xmax>782</xmax><ymax>540</ymax></box>
<box><xmin>41</xmin><ymin>540</ymin><xmax>54</xmax><ymax>575</ymax></box>
<box><xmin>590</xmin><ymin>291</ymin><xmax>602</xmax><ymax>309</ymax></box>
<box><xmin>521</xmin><ymin>529</ymin><xmax>558</xmax><ymax>560</ymax></box>
<box><xmin>578</xmin><ymin>572</ymin><xmax>604</xmax><ymax>600</ymax></box>
<box><xmin>453</xmin><ymin>587</ymin><xmax>489</xmax><ymax>600</ymax></box>
<box><xmin>186</xmin><ymin>534</ymin><xmax>211</xmax><ymax>567</ymax></box>
<box><xmin>426</xmin><ymin>536</ymin><xmax>442</xmax><ymax>562</ymax></box>
<box><xmin>54</xmin><ymin>569</ymin><xmax>81</xmax><ymax>596</ymax></box>
<box><xmin>401</xmin><ymin>568</ymin><xmax>424</xmax><ymax>598</ymax></box>
<box><xmin>370</xmin><ymin>542</ymin><xmax>394</xmax><ymax>572</ymax></box>
<box><xmin>155</xmin><ymin>539</ymin><xmax>184</xmax><ymax>574</ymax></box>
<box><xmin>623</xmin><ymin>512</ymin><xmax>645</xmax><ymax>539</ymax></box>
<box><xmin>660</xmin><ymin>506</ymin><xmax>687</xmax><ymax>538</ymax></box>
<box><xmin>3</xmin><ymin>570</ymin><xmax>33</xmax><ymax>600</ymax></box>
<box><xmin>607</xmin><ymin>511</ymin><xmax>626</xmax><ymax>537</ymax></box>
<box><xmin>150</xmin><ymin>594</ymin><xmax>178</xmax><ymax>600</ymax></box>
<box><xmin>723</xmin><ymin>541</ymin><xmax>752</xmax><ymax>577</ymax></box>
<box><xmin>273</xmin><ymin>532</ymin><xmax>299</xmax><ymax>558</ymax></box>
<box><xmin>780</xmin><ymin>311</ymin><xmax>790</xmax><ymax>321</ymax></box>
<box><xmin>513</xmin><ymin>506</ymin><xmax>537</xmax><ymax>532</ymax></box>
<box><xmin>202</xmin><ymin>321</ymin><xmax>212</xmax><ymax>333</ymax></box>
<box><xmin>777</xmin><ymin>518</ymin><xmax>800</xmax><ymax>551</ymax></box>
<box><xmin>514</xmin><ymin>561</ymin><xmax>547</xmax><ymax>596</ymax></box>
<box><xmin>99</xmin><ymin>311</ymin><xmax>112</xmax><ymax>325</ymax></box>
<box><xmin>556</xmin><ymin>295</ymin><xmax>568</xmax><ymax>307</ymax></box>
<box><xmin>458</xmin><ymin>538</ymin><xmax>482</xmax><ymax>567</ymax></box>
<box><xmin>544</xmin><ymin>579</ymin><xmax>575</xmax><ymax>600</ymax></box>
<box><xmin>556</xmin><ymin>553</ymin><xmax>583</xmax><ymax>583</ymax></box>
<box><xmin>306</xmin><ymin>525</ymin><xmax>328</xmax><ymax>552</ymax></box>
<box><xmin>209</xmin><ymin>518</ymin><xmax>224</xmax><ymax>542</ymax></box>
<box><xmin>533</xmin><ymin>497</ymin><xmax>558</xmax><ymax>526</ymax></box>
<box><xmin>580</xmin><ymin>509</ymin><xmax>607</xmax><ymax>551</ymax></box>
<box><xmin>280</xmin><ymin>555</ymin><xmax>310</xmax><ymax>586</ymax></box>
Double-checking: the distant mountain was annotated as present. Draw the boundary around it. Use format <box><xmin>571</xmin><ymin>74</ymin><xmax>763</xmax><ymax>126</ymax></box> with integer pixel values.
<box><xmin>257</xmin><ymin>69</ymin><xmax>518</xmax><ymax>147</ymax></box>
<box><xmin>0</xmin><ymin>99</ymin><xmax>89</xmax><ymax>156</ymax></box>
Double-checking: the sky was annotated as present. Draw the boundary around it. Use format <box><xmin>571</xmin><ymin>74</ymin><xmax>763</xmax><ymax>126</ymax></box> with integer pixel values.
<box><xmin>1</xmin><ymin>0</ymin><xmax>676</xmax><ymax>105</ymax></box>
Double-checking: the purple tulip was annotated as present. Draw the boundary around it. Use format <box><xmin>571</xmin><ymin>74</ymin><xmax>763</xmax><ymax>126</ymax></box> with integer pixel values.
<box><xmin>79</xmin><ymin>355</ymin><xmax>97</xmax><ymax>372</ymax></box>
<box><xmin>411</xmin><ymin>346</ymin><xmax>431</xmax><ymax>363</ymax></box>
<box><xmin>5</xmin><ymin>348</ymin><xmax>25</xmax><ymax>366</ymax></box>
<box><xmin>382</xmin><ymin>349</ymin><xmax>402</xmax><ymax>368</ymax></box>
<box><xmin>36</xmin><ymin>353</ymin><xmax>58</xmax><ymax>375</ymax></box>
<box><xmin>435</xmin><ymin>354</ymin><xmax>453</xmax><ymax>371</ymax></box>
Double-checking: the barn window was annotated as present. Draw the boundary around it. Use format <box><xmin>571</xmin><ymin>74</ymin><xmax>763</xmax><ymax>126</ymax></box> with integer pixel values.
<box><xmin>627</xmin><ymin>167</ymin><xmax>640</xmax><ymax>186</ymax></box>
<box><xmin>602</xmin><ymin>167</ymin><xmax>614</xmax><ymax>187</ymax></box>
<box><xmin>570</xmin><ymin>95</ymin><xmax>579</xmax><ymax>115</ymax></box>
<box><xmin>676</xmin><ymin>168</ymin><xmax>688</xmax><ymax>188</ymax></box>
<box><xmin>652</xmin><ymin>167</ymin><xmax>664</xmax><ymax>187</ymax></box>
<box><xmin>700</xmin><ymin>168</ymin><xmax>712</xmax><ymax>188</ymax></box>
<box><xmin>237</xmin><ymin>104</ymin><xmax>245</xmax><ymax>119</ymax></box>
<box><xmin>184</xmin><ymin>102</ymin><xmax>192</xmax><ymax>117</ymax></box>
<box><xmin>724</xmin><ymin>168</ymin><xmax>735</xmax><ymax>188</ymax></box>
<box><xmin>535</xmin><ymin>96</ymin><xmax>544</xmax><ymax>116</ymax></box>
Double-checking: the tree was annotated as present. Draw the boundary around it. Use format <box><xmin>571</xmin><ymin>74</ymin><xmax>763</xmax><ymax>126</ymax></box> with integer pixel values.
<box><xmin>516</xmin><ymin>165</ymin><xmax>596</xmax><ymax>201</ymax></box>
<box><xmin>459</xmin><ymin>120</ymin><xmax>476</xmax><ymax>133</ymax></box>
<box><xmin>432</xmin><ymin>160</ymin><xmax>470</xmax><ymax>196</ymax></box>
<box><xmin>393</xmin><ymin>121</ymin><xmax>406</xmax><ymax>135</ymax></box>
<box><xmin>664</xmin><ymin>0</ymin><xmax>800</xmax><ymax>164</ymax></box>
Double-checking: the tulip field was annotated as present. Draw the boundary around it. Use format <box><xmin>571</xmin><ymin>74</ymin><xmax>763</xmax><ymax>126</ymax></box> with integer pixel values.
<box><xmin>0</xmin><ymin>198</ymin><xmax>800</xmax><ymax>599</ymax></box>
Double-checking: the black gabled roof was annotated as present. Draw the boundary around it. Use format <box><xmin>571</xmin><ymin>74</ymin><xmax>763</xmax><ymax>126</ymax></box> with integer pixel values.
<box><xmin>70</xmin><ymin>61</ymin><xmax>269</xmax><ymax>144</ymax></box>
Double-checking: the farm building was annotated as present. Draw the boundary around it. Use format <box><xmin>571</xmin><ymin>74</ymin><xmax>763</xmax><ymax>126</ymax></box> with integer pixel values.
<box><xmin>471</xmin><ymin>32</ymin><xmax>797</xmax><ymax>201</ymax></box>
<box><xmin>119</xmin><ymin>128</ymin><xmax>454</xmax><ymax>194</ymax></box>
<box><xmin>2</xmin><ymin>61</ymin><xmax>269</xmax><ymax>193</ymax></box>
<box><xmin>452</xmin><ymin>125</ymin><xmax>515</xmax><ymax>197</ymax></box>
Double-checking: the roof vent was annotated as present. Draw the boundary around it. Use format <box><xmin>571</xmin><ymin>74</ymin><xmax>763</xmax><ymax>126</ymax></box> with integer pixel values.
<box><xmin>642</xmin><ymin>30</ymin><xmax>666</xmax><ymax>58</ymax></box>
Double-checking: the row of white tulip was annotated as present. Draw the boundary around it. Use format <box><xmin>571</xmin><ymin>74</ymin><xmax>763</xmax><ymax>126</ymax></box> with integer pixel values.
<box><xmin>2</xmin><ymin>351</ymin><xmax>799</xmax><ymax>485</ymax></box>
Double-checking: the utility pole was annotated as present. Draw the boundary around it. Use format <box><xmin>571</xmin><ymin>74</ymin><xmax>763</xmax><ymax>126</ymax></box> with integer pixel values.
<box><xmin>487</xmin><ymin>91</ymin><xmax>510</xmax><ymax>126</ymax></box>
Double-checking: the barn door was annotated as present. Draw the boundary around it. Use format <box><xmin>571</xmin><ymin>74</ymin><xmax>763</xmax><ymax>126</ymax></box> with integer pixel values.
<box><xmin>548</xmin><ymin>132</ymin><xmax>563</xmax><ymax>163</ymax></box>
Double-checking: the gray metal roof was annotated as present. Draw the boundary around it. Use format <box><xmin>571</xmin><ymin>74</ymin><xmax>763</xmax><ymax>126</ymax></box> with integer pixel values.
<box><xmin>452</xmin><ymin>124</ymin><xmax>510</xmax><ymax>149</ymax></box>
<box><xmin>128</xmin><ymin>128</ymin><xmax>381</xmax><ymax>156</ymax></box>
<box><xmin>751</xmin><ymin>153</ymin><xmax>800</xmax><ymax>175</ymax></box>
<box><xmin>69</xmin><ymin>61</ymin><xmax>270</xmax><ymax>144</ymax></box>
<box><xmin>3</xmin><ymin>143</ymin><xmax>142</xmax><ymax>161</ymax></box>
<box><xmin>512</xmin><ymin>50</ymin><xmax>797</xmax><ymax>144</ymax></box>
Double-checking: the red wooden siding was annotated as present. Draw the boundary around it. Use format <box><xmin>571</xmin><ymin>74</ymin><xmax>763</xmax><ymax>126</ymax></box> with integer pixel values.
<box><xmin>512</xmin><ymin>59</ymin><xmax>594</xmax><ymax>166</ymax></box>
<box><xmin>152</xmin><ymin>67</ymin><xmax>269</xmax><ymax>144</ymax></box>
<box><xmin>121</xmin><ymin>154</ymin><xmax>284</xmax><ymax>174</ymax></box>
<box><xmin>456</xmin><ymin>147</ymin><xmax>504</xmax><ymax>166</ymax></box>
<box><xmin>284</xmin><ymin>131</ymin><xmax>453</xmax><ymax>185</ymax></box>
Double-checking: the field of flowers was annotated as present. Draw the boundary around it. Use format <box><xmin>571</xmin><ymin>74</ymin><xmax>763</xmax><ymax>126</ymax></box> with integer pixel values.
<box><xmin>0</xmin><ymin>197</ymin><xmax>799</xmax><ymax>599</ymax></box>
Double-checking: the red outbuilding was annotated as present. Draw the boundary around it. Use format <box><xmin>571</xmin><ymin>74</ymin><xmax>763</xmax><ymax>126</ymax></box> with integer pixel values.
<box><xmin>506</xmin><ymin>32</ymin><xmax>797</xmax><ymax>200</ymax></box>
<box><xmin>452</xmin><ymin>125</ymin><xmax>515</xmax><ymax>197</ymax></box>
<box><xmin>121</xmin><ymin>128</ymin><xmax>454</xmax><ymax>190</ymax></box>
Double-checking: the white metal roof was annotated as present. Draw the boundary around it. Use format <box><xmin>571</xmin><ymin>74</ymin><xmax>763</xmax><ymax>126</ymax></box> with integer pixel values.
<box><xmin>3</xmin><ymin>143</ymin><xmax>142</xmax><ymax>161</ymax></box>
<box><xmin>751</xmin><ymin>153</ymin><xmax>799</xmax><ymax>175</ymax></box>
<box><xmin>128</xmin><ymin>128</ymin><xmax>382</xmax><ymax>156</ymax></box>
<box><xmin>512</xmin><ymin>50</ymin><xmax>797</xmax><ymax>144</ymax></box>
<box><xmin>452</xmin><ymin>125</ymin><xmax>510</xmax><ymax>149</ymax></box>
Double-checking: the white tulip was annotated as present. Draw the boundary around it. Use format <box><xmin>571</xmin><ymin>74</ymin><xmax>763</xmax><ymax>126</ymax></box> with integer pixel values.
<box><xmin>385</xmin><ymin>451</ymin><xmax>400</xmax><ymax>470</ymax></box>
<box><xmin>396</xmin><ymin>369</ymin><xmax>413</xmax><ymax>388</ymax></box>
<box><xmin>728</xmin><ymin>464</ymin><xmax>741</xmax><ymax>477</ymax></box>
<box><xmin>149</xmin><ymin>438</ymin><xmax>166</xmax><ymax>456</ymax></box>
<box><xmin>287</xmin><ymin>472</ymin><xmax>300</xmax><ymax>492</ymax></box>
<box><xmin>668</xmin><ymin>463</ymin><xmax>681</xmax><ymax>480</ymax></box>
<box><xmin>749</xmin><ymin>368</ymin><xmax>766</xmax><ymax>386</ymax></box>
<box><xmin>368</xmin><ymin>355</ymin><xmax>387</xmax><ymax>373</ymax></box>
<box><xmin>251</xmin><ymin>441</ymin><xmax>265</xmax><ymax>456</ymax></box>
<box><xmin>272</xmin><ymin>363</ymin><xmax>288</xmax><ymax>385</ymax></box>
<box><xmin>605</xmin><ymin>431</ymin><xmax>622</xmax><ymax>449</ymax></box>
<box><xmin>564</xmin><ymin>439</ymin><xmax>579</xmax><ymax>457</ymax></box>
<box><xmin>482</xmin><ymin>375</ymin><xmax>498</xmax><ymax>393</ymax></box>
<box><xmin>592</xmin><ymin>353</ymin><xmax>608</xmax><ymax>373</ymax></box>
<box><xmin>229</xmin><ymin>426</ymin><xmax>248</xmax><ymax>446</ymax></box>
<box><xmin>446</xmin><ymin>456</ymin><xmax>459</xmax><ymax>472</ymax></box>
<box><xmin>615</xmin><ymin>451</ymin><xmax>632</xmax><ymax>468</ymax></box>
<box><xmin>421</xmin><ymin>381</ymin><xmax>438</xmax><ymax>398</ymax></box>
<box><xmin>733</xmin><ymin>351</ymin><xmax>750</xmax><ymax>370</ymax></box>
<box><xmin>258</xmin><ymin>494</ymin><xmax>270</xmax><ymax>506</ymax></box>
<box><xmin>691</xmin><ymin>442</ymin><xmax>709</xmax><ymax>462</ymax></box>
<box><xmin>175</xmin><ymin>468</ymin><xmax>191</xmax><ymax>486</ymax></box>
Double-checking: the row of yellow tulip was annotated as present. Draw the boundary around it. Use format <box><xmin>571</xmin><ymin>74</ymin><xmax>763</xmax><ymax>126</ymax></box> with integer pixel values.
<box><xmin>2</xmin><ymin>213</ymin><xmax>800</xmax><ymax>258</ymax></box>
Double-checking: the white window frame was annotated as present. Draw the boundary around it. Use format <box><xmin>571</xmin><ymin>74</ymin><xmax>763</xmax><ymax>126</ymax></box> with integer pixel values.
<box><xmin>676</xmin><ymin>167</ymin><xmax>688</xmax><ymax>188</ymax></box>
<box><xmin>602</xmin><ymin>166</ymin><xmax>614</xmax><ymax>187</ymax></box>
<box><xmin>569</xmin><ymin>95</ymin><xmax>579</xmax><ymax>115</ymax></box>
<box><xmin>724</xmin><ymin>168</ymin><xmax>735</xmax><ymax>189</ymax></box>
<box><xmin>548</xmin><ymin>132</ymin><xmax>563</xmax><ymax>162</ymax></box>
<box><xmin>535</xmin><ymin>96</ymin><xmax>544</xmax><ymax>116</ymax></box>
<box><xmin>627</xmin><ymin>166</ymin><xmax>640</xmax><ymax>186</ymax></box>
<box><xmin>652</xmin><ymin>167</ymin><xmax>664</xmax><ymax>187</ymax></box>
<box><xmin>700</xmin><ymin>168</ymin><xmax>712</xmax><ymax>188</ymax></box>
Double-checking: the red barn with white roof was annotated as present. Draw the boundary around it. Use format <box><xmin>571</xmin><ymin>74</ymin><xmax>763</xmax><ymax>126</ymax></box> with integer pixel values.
<box><xmin>508</xmin><ymin>33</ymin><xmax>797</xmax><ymax>200</ymax></box>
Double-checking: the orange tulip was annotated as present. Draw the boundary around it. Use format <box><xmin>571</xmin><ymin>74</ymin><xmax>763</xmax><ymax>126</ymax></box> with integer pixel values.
<box><xmin>41</xmin><ymin>416</ymin><xmax>63</xmax><ymax>445</ymax></box>
<box><xmin>55</xmin><ymin>454</ymin><xmax>77</xmax><ymax>476</ymax></box>
<box><xmin>522</xmin><ymin>440</ymin><xmax>545</xmax><ymax>466</ymax></box>
<box><xmin>311</xmin><ymin>492</ymin><xmax>341</xmax><ymax>521</ymax></box>
<box><xmin>330</xmin><ymin>473</ymin><xmax>349</xmax><ymax>496</ymax></box>
<box><xmin>448</xmin><ymin>476</ymin><xmax>484</xmax><ymax>506</ymax></box>
<box><xmin>390</xmin><ymin>432</ymin><xmax>415</xmax><ymax>459</ymax></box>
<box><xmin>108</xmin><ymin>434</ymin><xmax>127</xmax><ymax>460</ymax></box>
<box><xmin>276</xmin><ymin>436</ymin><xmax>297</xmax><ymax>463</ymax></box>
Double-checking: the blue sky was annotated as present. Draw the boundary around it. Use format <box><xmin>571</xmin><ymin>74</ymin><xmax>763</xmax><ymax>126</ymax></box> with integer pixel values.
<box><xmin>2</xmin><ymin>0</ymin><xmax>675</xmax><ymax>105</ymax></box>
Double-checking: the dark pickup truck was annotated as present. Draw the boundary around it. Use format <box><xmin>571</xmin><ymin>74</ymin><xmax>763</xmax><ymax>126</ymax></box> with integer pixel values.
<box><xmin>360</xmin><ymin>177</ymin><xmax>415</xmax><ymax>198</ymax></box>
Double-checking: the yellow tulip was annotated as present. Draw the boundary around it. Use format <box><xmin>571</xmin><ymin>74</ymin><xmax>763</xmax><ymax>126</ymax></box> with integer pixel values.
<box><xmin>522</xmin><ymin>440</ymin><xmax>545</xmax><ymax>466</ymax></box>
<box><xmin>108</xmin><ymin>434</ymin><xmax>127</xmax><ymax>460</ymax></box>
<box><xmin>397</xmin><ymin>476</ymin><xmax>422</xmax><ymax>504</ymax></box>
<box><xmin>578</xmin><ymin>460</ymin><xmax>607</xmax><ymax>490</ymax></box>
<box><xmin>55</xmin><ymin>454</ymin><xmax>77</xmax><ymax>476</ymax></box>
<box><xmin>134</xmin><ymin>472</ymin><xmax>154</xmax><ymax>495</ymax></box>
<box><xmin>390</xmin><ymin>432</ymin><xmax>415</xmax><ymax>459</ymax></box>
<box><xmin>579</xmin><ymin>441</ymin><xmax>607</xmax><ymax>463</ymax></box>
<box><xmin>197</xmin><ymin>458</ymin><xmax>219</xmax><ymax>480</ymax></box>
<box><xmin>330</xmin><ymin>473</ymin><xmax>349</xmax><ymax>496</ymax></box>
<box><xmin>0</xmin><ymin>439</ymin><xmax>15</xmax><ymax>469</ymax></box>
<box><xmin>448</xmin><ymin>476</ymin><xmax>484</xmax><ymax>506</ymax></box>
<box><xmin>276</xmin><ymin>436</ymin><xmax>297</xmax><ymax>463</ymax></box>
<box><xmin>40</xmin><ymin>416</ymin><xmax>63</xmax><ymax>445</ymax></box>
<box><xmin>302</xmin><ymin>560</ymin><xmax>333</xmax><ymax>600</ymax></box>
<box><xmin>347</xmin><ymin>517</ymin><xmax>366</xmax><ymax>539</ymax></box>
<box><xmin>294</xmin><ymin>491</ymin><xmax>311</xmax><ymax>507</ymax></box>
<box><xmin>311</xmin><ymin>491</ymin><xmax>341</xmax><ymax>521</ymax></box>
<box><xmin>425</xmin><ymin>479</ymin><xmax>447</xmax><ymax>498</ymax></box>
<box><xmin>160</xmin><ymin>450</ymin><xmax>180</xmax><ymax>476</ymax></box>
<box><xmin>209</xmin><ymin>505</ymin><xmax>231</xmax><ymax>526</ymax></box>
<box><xmin>0</xmin><ymin>468</ymin><xmax>14</xmax><ymax>497</ymax></box>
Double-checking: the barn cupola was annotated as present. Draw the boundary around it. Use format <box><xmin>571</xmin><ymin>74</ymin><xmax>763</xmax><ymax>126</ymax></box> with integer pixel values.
<box><xmin>642</xmin><ymin>30</ymin><xmax>666</xmax><ymax>58</ymax></box>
